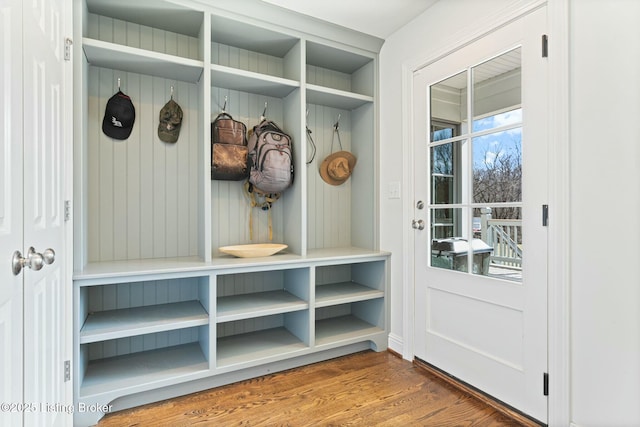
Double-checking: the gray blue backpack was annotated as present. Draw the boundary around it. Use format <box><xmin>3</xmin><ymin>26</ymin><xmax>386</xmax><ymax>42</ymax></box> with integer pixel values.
<box><xmin>247</xmin><ymin>120</ymin><xmax>293</xmax><ymax>194</ymax></box>
<box><xmin>244</xmin><ymin>119</ymin><xmax>293</xmax><ymax>241</ymax></box>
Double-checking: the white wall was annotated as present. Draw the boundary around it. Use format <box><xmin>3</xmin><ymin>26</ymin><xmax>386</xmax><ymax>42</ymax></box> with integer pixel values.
<box><xmin>569</xmin><ymin>0</ymin><xmax>640</xmax><ymax>425</ymax></box>
<box><xmin>380</xmin><ymin>0</ymin><xmax>640</xmax><ymax>425</ymax></box>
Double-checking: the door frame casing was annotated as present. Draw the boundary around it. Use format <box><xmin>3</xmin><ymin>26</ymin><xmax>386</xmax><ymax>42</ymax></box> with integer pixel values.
<box><xmin>398</xmin><ymin>0</ymin><xmax>570</xmax><ymax>425</ymax></box>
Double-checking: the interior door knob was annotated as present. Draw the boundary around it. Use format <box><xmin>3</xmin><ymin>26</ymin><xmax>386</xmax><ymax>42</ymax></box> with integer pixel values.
<box><xmin>42</xmin><ymin>248</ymin><xmax>56</xmax><ymax>265</ymax></box>
<box><xmin>11</xmin><ymin>247</ymin><xmax>53</xmax><ymax>275</ymax></box>
<box><xmin>412</xmin><ymin>219</ymin><xmax>425</xmax><ymax>230</ymax></box>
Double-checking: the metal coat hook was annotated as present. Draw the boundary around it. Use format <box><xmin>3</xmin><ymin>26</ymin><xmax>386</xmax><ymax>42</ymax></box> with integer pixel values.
<box><xmin>332</xmin><ymin>114</ymin><xmax>343</xmax><ymax>152</ymax></box>
<box><xmin>222</xmin><ymin>95</ymin><xmax>227</xmax><ymax>113</ymax></box>
<box><xmin>117</xmin><ymin>77</ymin><xmax>121</xmax><ymax>91</ymax></box>
<box><xmin>260</xmin><ymin>102</ymin><xmax>268</xmax><ymax>122</ymax></box>
<box><xmin>170</xmin><ymin>85</ymin><xmax>174</xmax><ymax>100</ymax></box>
<box><xmin>333</xmin><ymin>114</ymin><xmax>341</xmax><ymax>131</ymax></box>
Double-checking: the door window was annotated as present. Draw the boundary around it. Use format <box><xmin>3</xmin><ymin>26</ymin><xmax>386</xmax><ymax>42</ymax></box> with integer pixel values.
<box><xmin>428</xmin><ymin>48</ymin><xmax>523</xmax><ymax>281</ymax></box>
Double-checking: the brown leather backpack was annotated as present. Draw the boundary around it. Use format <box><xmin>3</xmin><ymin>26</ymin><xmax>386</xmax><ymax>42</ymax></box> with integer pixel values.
<box><xmin>211</xmin><ymin>113</ymin><xmax>248</xmax><ymax>181</ymax></box>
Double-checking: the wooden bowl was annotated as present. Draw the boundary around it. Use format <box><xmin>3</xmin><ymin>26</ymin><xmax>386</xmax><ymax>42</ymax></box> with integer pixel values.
<box><xmin>218</xmin><ymin>243</ymin><xmax>288</xmax><ymax>258</ymax></box>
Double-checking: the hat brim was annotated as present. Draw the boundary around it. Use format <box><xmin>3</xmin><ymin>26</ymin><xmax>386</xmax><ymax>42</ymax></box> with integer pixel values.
<box><xmin>102</xmin><ymin>115</ymin><xmax>133</xmax><ymax>140</ymax></box>
<box><xmin>158</xmin><ymin>125</ymin><xmax>180</xmax><ymax>143</ymax></box>
<box><xmin>319</xmin><ymin>151</ymin><xmax>357</xmax><ymax>186</ymax></box>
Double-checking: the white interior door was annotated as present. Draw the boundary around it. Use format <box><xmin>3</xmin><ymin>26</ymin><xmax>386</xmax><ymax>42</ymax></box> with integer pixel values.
<box><xmin>413</xmin><ymin>7</ymin><xmax>548</xmax><ymax>423</ymax></box>
<box><xmin>0</xmin><ymin>0</ymin><xmax>71</xmax><ymax>426</ymax></box>
<box><xmin>0</xmin><ymin>1</ymin><xmax>25</xmax><ymax>425</ymax></box>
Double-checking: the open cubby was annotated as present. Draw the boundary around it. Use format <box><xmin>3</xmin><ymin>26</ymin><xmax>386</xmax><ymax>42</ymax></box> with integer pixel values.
<box><xmin>83</xmin><ymin>1</ymin><xmax>205</xmax><ymax>81</ymax></box>
<box><xmin>79</xmin><ymin>277</ymin><xmax>210</xmax><ymax>344</ymax></box>
<box><xmin>306</xmin><ymin>101</ymin><xmax>376</xmax><ymax>252</ymax></box>
<box><xmin>79</xmin><ymin>333</ymin><xmax>209</xmax><ymax>398</ymax></box>
<box><xmin>215</xmin><ymin>268</ymin><xmax>310</xmax><ymax>322</ymax></box>
<box><xmin>210</xmin><ymin>15</ymin><xmax>301</xmax><ymax>98</ymax></box>
<box><xmin>209</xmin><ymin>87</ymin><xmax>303</xmax><ymax>254</ymax></box>
<box><xmin>314</xmin><ymin>261</ymin><xmax>385</xmax><ymax>346</ymax></box>
<box><xmin>216</xmin><ymin>311</ymin><xmax>310</xmax><ymax>368</ymax></box>
<box><xmin>82</xmin><ymin>67</ymin><xmax>202</xmax><ymax>264</ymax></box>
<box><xmin>315</xmin><ymin>299</ymin><xmax>385</xmax><ymax>347</ymax></box>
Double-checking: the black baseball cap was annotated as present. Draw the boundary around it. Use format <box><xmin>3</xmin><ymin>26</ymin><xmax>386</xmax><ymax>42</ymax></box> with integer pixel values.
<box><xmin>102</xmin><ymin>91</ymin><xmax>135</xmax><ymax>140</ymax></box>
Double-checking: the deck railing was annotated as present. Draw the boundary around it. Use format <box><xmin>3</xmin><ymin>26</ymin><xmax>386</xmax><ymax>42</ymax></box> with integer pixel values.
<box><xmin>480</xmin><ymin>209</ymin><xmax>522</xmax><ymax>269</ymax></box>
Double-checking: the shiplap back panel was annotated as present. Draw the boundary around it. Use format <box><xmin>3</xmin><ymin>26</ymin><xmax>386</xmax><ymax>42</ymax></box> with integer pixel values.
<box><xmin>87</xmin><ymin>13</ymin><xmax>201</xmax><ymax>60</ymax></box>
<box><xmin>307</xmin><ymin>65</ymin><xmax>351</xmax><ymax>92</ymax></box>
<box><xmin>86</xmin><ymin>278</ymin><xmax>201</xmax><ymax>311</ymax></box>
<box><xmin>211</xmin><ymin>41</ymin><xmax>284</xmax><ymax>78</ymax></box>
<box><xmin>87</xmin><ymin>328</ymin><xmax>202</xmax><ymax>361</ymax></box>
<box><xmin>306</xmin><ymin>104</ymin><xmax>352</xmax><ymax>250</ymax></box>
<box><xmin>87</xmin><ymin>67</ymin><xmax>199</xmax><ymax>262</ymax></box>
<box><xmin>315</xmin><ymin>264</ymin><xmax>351</xmax><ymax>286</ymax></box>
<box><xmin>210</xmin><ymin>87</ymin><xmax>287</xmax><ymax>250</ymax></box>
<box><xmin>216</xmin><ymin>270</ymin><xmax>284</xmax><ymax>298</ymax></box>
<box><xmin>316</xmin><ymin>304</ymin><xmax>351</xmax><ymax>320</ymax></box>
<box><xmin>217</xmin><ymin>315</ymin><xmax>283</xmax><ymax>339</ymax></box>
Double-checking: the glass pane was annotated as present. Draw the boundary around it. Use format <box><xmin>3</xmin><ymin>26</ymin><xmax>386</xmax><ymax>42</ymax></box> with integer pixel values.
<box><xmin>430</xmin><ymin>71</ymin><xmax>467</xmax><ymax>141</ymax></box>
<box><xmin>473</xmin><ymin>127</ymin><xmax>522</xmax><ymax>203</ymax></box>
<box><xmin>430</xmin><ymin>207</ymin><xmax>460</xmax><ymax>240</ymax></box>
<box><xmin>431</xmin><ymin>141</ymin><xmax>464</xmax><ymax>205</ymax></box>
<box><xmin>472</xmin><ymin>206</ymin><xmax>522</xmax><ymax>281</ymax></box>
<box><xmin>431</xmin><ymin>208</ymin><xmax>474</xmax><ymax>272</ymax></box>
<box><xmin>472</xmin><ymin>48</ymin><xmax>521</xmax><ymax>132</ymax></box>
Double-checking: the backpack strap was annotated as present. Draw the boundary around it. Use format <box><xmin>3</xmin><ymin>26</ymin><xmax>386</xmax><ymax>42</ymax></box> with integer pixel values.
<box><xmin>243</xmin><ymin>181</ymin><xmax>281</xmax><ymax>241</ymax></box>
<box><xmin>306</xmin><ymin>125</ymin><xmax>316</xmax><ymax>164</ymax></box>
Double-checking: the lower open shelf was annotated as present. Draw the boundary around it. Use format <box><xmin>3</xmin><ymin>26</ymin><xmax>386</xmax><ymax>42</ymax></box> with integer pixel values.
<box><xmin>217</xmin><ymin>327</ymin><xmax>308</xmax><ymax>368</ymax></box>
<box><xmin>80</xmin><ymin>342</ymin><xmax>209</xmax><ymax>398</ymax></box>
<box><xmin>315</xmin><ymin>315</ymin><xmax>384</xmax><ymax>347</ymax></box>
<box><xmin>80</xmin><ymin>301</ymin><xmax>209</xmax><ymax>344</ymax></box>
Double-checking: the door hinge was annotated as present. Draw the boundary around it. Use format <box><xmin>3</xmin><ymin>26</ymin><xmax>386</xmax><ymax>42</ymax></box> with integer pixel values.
<box><xmin>64</xmin><ymin>360</ymin><xmax>71</xmax><ymax>382</ymax></box>
<box><xmin>542</xmin><ymin>204</ymin><xmax>549</xmax><ymax>227</ymax></box>
<box><xmin>64</xmin><ymin>200</ymin><xmax>71</xmax><ymax>222</ymax></box>
<box><xmin>64</xmin><ymin>38</ymin><xmax>73</xmax><ymax>61</ymax></box>
<box><xmin>543</xmin><ymin>372</ymin><xmax>549</xmax><ymax>396</ymax></box>
<box><xmin>542</xmin><ymin>34</ymin><xmax>548</xmax><ymax>58</ymax></box>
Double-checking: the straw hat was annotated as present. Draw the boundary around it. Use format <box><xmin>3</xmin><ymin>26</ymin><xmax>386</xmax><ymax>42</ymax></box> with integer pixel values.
<box><xmin>319</xmin><ymin>151</ymin><xmax>357</xmax><ymax>185</ymax></box>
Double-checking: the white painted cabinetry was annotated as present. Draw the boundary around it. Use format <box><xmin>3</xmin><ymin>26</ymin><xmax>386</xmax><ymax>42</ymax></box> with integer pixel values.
<box><xmin>72</xmin><ymin>1</ymin><xmax>386</xmax><ymax>425</ymax></box>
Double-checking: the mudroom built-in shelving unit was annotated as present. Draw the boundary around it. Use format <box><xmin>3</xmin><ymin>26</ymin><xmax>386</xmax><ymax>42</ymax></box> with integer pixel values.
<box><xmin>72</xmin><ymin>1</ymin><xmax>388</xmax><ymax>426</ymax></box>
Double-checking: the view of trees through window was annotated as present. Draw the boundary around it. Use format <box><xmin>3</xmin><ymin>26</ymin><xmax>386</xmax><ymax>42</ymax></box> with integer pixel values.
<box><xmin>472</xmin><ymin>109</ymin><xmax>522</xmax><ymax>222</ymax></box>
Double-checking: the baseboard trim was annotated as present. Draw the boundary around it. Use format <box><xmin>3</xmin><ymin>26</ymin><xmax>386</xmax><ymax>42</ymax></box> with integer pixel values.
<box><xmin>387</xmin><ymin>333</ymin><xmax>404</xmax><ymax>357</ymax></box>
<box><xmin>413</xmin><ymin>358</ymin><xmax>546</xmax><ymax>427</ymax></box>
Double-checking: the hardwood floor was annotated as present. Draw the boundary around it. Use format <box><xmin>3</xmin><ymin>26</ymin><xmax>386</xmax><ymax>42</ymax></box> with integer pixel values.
<box><xmin>98</xmin><ymin>351</ymin><xmax>541</xmax><ymax>426</ymax></box>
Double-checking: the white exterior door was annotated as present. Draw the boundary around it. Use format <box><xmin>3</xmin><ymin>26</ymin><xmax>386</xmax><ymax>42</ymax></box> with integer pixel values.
<box><xmin>0</xmin><ymin>0</ymin><xmax>71</xmax><ymax>426</ymax></box>
<box><xmin>413</xmin><ymin>7</ymin><xmax>548</xmax><ymax>422</ymax></box>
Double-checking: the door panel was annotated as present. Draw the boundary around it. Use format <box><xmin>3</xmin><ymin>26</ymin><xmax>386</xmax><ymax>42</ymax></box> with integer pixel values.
<box><xmin>0</xmin><ymin>2</ymin><xmax>24</xmax><ymax>425</ymax></box>
<box><xmin>413</xmin><ymin>7</ymin><xmax>547</xmax><ymax>422</ymax></box>
<box><xmin>23</xmin><ymin>0</ymin><xmax>69</xmax><ymax>425</ymax></box>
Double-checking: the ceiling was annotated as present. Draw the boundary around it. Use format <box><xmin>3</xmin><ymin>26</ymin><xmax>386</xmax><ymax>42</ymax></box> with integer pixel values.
<box><xmin>261</xmin><ymin>0</ymin><xmax>439</xmax><ymax>39</ymax></box>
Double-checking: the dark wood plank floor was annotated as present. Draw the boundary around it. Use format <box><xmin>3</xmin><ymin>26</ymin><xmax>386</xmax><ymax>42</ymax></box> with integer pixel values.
<box><xmin>98</xmin><ymin>351</ymin><xmax>538</xmax><ymax>426</ymax></box>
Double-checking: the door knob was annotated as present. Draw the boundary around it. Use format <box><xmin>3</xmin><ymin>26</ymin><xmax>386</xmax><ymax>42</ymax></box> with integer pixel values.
<box><xmin>11</xmin><ymin>247</ymin><xmax>55</xmax><ymax>275</ymax></box>
<box><xmin>42</xmin><ymin>248</ymin><xmax>56</xmax><ymax>265</ymax></box>
<box><xmin>412</xmin><ymin>219</ymin><xmax>425</xmax><ymax>230</ymax></box>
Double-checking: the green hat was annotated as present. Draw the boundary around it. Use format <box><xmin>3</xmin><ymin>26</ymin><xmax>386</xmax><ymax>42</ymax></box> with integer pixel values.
<box><xmin>158</xmin><ymin>99</ymin><xmax>183</xmax><ymax>143</ymax></box>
